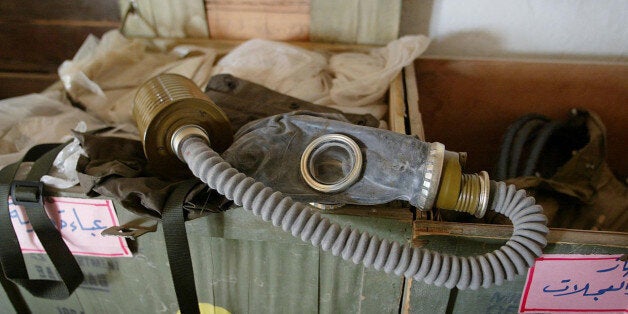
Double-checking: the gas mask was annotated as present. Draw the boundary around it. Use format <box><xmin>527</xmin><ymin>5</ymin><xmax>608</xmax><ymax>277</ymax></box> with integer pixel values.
<box><xmin>133</xmin><ymin>74</ymin><xmax>548</xmax><ymax>294</ymax></box>
<box><xmin>222</xmin><ymin>111</ymin><xmax>489</xmax><ymax>216</ymax></box>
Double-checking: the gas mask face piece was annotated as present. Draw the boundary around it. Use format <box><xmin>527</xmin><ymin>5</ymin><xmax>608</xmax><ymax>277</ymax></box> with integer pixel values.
<box><xmin>222</xmin><ymin>112</ymin><xmax>489</xmax><ymax>215</ymax></box>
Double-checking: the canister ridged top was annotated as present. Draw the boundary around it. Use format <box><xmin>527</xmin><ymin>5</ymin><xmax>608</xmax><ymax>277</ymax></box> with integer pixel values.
<box><xmin>134</xmin><ymin>73</ymin><xmax>210</xmax><ymax>139</ymax></box>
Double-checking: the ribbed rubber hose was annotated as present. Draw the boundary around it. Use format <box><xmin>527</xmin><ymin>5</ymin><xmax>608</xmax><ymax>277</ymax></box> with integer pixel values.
<box><xmin>495</xmin><ymin>114</ymin><xmax>549</xmax><ymax>181</ymax></box>
<box><xmin>182</xmin><ymin>138</ymin><xmax>549</xmax><ymax>289</ymax></box>
<box><xmin>508</xmin><ymin>119</ymin><xmax>547</xmax><ymax>178</ymax></box>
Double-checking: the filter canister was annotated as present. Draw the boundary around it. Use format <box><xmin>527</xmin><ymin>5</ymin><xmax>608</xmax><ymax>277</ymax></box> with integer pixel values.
<box><xmin>134</xmin><ymin>73</ymin><xmax>232</xmax><ymax>177</ymax></box>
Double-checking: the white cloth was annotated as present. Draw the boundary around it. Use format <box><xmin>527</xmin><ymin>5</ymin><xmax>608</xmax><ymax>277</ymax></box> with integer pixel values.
<box><xmin>329</xmin><ymin>35</ymin><xmax>430</xmax><ymax>108</ymax></box>
<box><xmin>0</xmin><ymin>91</ymin><xmax>106</xmax><ymax>169</ymax></box>
<box><xmin>212</xmin><ymin>36</ymin><xmax>430</xmax><ymax>120</ymax></box>
<box><xmin>212</xmin><ymin>39</ymin><xmax>332</xmax><ymax>104</ymax></box>
<box><xmin>58</xmin><ymin>30</ymin><xmax>218</xmax><ymax>132</ymax></box>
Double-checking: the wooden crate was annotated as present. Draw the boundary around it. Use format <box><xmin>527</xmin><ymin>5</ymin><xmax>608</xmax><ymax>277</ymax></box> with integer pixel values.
<box><xmin>3</xmin><ymin>194</ymin><xmax>625</xmax><ymax>313</ymax></box>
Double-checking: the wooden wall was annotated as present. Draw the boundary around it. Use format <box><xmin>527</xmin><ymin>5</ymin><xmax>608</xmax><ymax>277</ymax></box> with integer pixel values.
<box><xmin>0</xmin><ymin>1</ymin><xmax>119</xmax><ymax>99</ymax></box>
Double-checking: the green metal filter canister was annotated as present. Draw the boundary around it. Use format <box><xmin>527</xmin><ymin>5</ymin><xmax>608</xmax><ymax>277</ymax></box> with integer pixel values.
<box><xmin>134</xmin><ymin>73</ymin><xmax>233</xmax><ymax>177</ymax></box>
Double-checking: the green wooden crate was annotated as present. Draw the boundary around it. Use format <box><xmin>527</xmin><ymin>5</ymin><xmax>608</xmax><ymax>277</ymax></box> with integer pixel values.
<box><xmin>1</xmin><ymin>195</ymin><xmax>625</xmax><ymax>313</ymax></box>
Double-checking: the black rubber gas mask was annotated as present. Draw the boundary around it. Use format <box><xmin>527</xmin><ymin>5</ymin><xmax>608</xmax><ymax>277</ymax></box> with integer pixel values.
<box><xmin>222</xmin><ymin>112</ymin><xmax>490</xmax><ymax>216</ymax></box>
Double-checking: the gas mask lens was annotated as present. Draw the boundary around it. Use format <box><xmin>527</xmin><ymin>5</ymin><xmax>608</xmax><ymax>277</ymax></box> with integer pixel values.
<box><xmin>300</xmin><ymin>134</ymin><xmax>363</xmax><ymax>193</ymax></box>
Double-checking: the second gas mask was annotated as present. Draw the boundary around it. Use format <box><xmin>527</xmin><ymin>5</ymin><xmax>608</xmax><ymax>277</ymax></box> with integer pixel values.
<box><xmin>222</xmin><ymin>112</ymin><xmax>490</xmax><ymax>216</ymax></box>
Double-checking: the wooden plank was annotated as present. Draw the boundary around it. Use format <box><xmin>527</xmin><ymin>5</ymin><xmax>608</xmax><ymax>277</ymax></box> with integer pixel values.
<box><xmin>404</xmin><ymin>281</ymin><xmax>451</xmax><ymax>314</ymax></box>
<box><xmin>174</xmin><ymin>37</ymin><xmax>378</xmax><ymax>56</ymax></box>
<box><xmin>119</xmin><ymin>0</ymin><xmax>209</xmax><ymax>38</ymax></box>
<box><xmin>181</xmin><ymin>207</ymin><xmax>413</xmax><ymax>245</ymax></box>
<box><xmin>416</xmin><ymin>58</ymin><xmax>628</xmax><ymax>178</ymax></box>
<box><xmin>0</xmin><ymin>22</ymin><xmax>115</xmax><ymax>73</ymax></box>
<box><xmin>0</xmin><ymin>72</ymin><xmax>58</xmax><ymax>99</ymax></box>
<box><xmin>310</xmin><ymin>0</ymin><xmax>401</xmax><ymax>45</ymax></box>
<box><xmin>388</xmin><ymin>72</ymin><xmax>407</xmax><ymax>134</ymax></box>
<box><xmin>402</xmin><ymin>64</ymin><xmax>425</xmax><ymax>314</ymax></box>
<box><xmin>323</xmin><ymin>203</ymin><xmax>413</xmax><ymax>222</ymax></box>
<box><xmin>400</xmin><ymin>278</ymin><xmax>414</xmax><ymax>314</ymax></box>
<box><xmin>205</xmin><ymin>0</ymin><xmax>310</xmax><ymax>41</ymax></box>
<box><xmin>310</xmin><ymin>0</ymin><xmax>357</xmax><ymax>44</ymax></box>
<box><xmin>0</xmin><ymin>1</ymin><xmax>120</xmax><ymax>22</ymax></box>
<box><xmin>354</xmin><ymin>0</ymin><xmax>401</xmax><ymax>45</ymax></box>
<box><xmin>403</xmin><ymin>63</ymin><xmax>425</xmax><ymax>140</ymax></box>
<box><xmin>318</xmin><ymin>252</ymin><xmax>405</xmax><ymax>313</ymax></box>
<box><xmin>413</xmin><ymin>220</ymin><xmax>628</xmax><ymax>248</ymax></box>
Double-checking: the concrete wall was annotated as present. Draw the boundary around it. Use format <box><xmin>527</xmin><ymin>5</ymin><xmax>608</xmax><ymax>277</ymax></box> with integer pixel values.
<box><xmin>400</xmin><ymin>0</ymin><xmax>628</xmax><ymax>62</ymax></box>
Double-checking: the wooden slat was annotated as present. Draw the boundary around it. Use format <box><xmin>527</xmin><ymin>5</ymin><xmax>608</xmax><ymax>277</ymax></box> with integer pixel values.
<box><xmin>120</xmin><ymin>0</ymin><xmax>209</xmax><ymax>38</ymax></box>
<box><xmin>0</xmin><ymin>1</ymin><xmax>119</xmax><ymax>22</ymax></box>
<box><xmin>0</xmin><ymin>72</ymin><xmax>58</xmax><ymax>99</ymax></box>
<box><xmin>323</xmin><ymin>204</ymin><xmax>413</xmax><ymax>222</ymax></box>
<box><xmin>354</xmin><ymin>0</ymin><xmax>401</xmax><ymax>45</ymax></box>
<box><xmin>205</xmin><ymin>0</ymin><xmax>309</xmax><ymax>41</ymax></box>
<box><xmin>403</xmin><ymin>63</ymin><xmax>425</xmax><ymax>140</ymax></box>
<box><xmin>388</xmin><ymin>72</ymin><xmax>407</xmax><ymax>133</ymax></box>
<box><xmin>0</xmin><ymin>22</ymin><xmax>115</xmax><ymax>73</ymax></box>
<box><xmin>401</xmin><ymin>279</ymin><xmax>413</xmax><ymax>314</ymax></box>
<box><xmin>173</xmin><ymin>37</ymin><xmax>378</xmax><ymax>56</ymax></box>
<box><xmin>416</xmin><ymin>58</ymin><xmax>628</xmax><ymax>178</ymax></box>
<box><xmin>413</xmin><ymin>220</ymin><xmax>628</xmax><ymax>247</ymax></box>
<box><xmin>310</xmin><ymin>0</ymin><xmax>401</xmax><ymax>45</ymax></box>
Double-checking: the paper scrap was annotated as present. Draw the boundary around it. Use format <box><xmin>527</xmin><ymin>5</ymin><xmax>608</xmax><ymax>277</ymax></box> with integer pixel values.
<box><xmin>9</xmin><ymin>196</ymin><xmax>131</xmax><ymax>258</ymax></box>
<box><xmin>520</xmin><ymin>254</ymin><xmax>628</xmax><ymax>313</ymax></box>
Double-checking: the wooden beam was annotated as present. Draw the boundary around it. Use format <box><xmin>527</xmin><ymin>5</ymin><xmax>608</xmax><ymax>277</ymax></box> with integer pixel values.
<box><xmin>413</xmin><ymin>220</ymin><xmax>628</xmax><ymax>247</ymax></box>
<box><xmin>0</xmin><ymin>1</ymin><xmax>120</xmax><ymax>22</ymax></box>
<box><xmin>388</xmin><ymin>72</ymin><xmax>406</xmax><ymax>134</ymax></box>
<box><xmin>206</xmin><ymin>0</ymin><xmax>309</xmax><ymax>41</ymax></box>
<box><xmin>0</xmin><ymin>72</ymin><xmax>58</xmax><ymax>99</ymax></box>
<box><xmin>404</xmin><ymin>64</ymin><xmax>425</xmax><ymax>140</ymax></box>
<box><xmin>0</xmin><ymin>22</ymin><xmax>116</xmax><ymax>73</ymax></box>
<box><xmin>310</xmin><ymin>0</ymin><xmax>400</xmax><ymax>45</ymax></box>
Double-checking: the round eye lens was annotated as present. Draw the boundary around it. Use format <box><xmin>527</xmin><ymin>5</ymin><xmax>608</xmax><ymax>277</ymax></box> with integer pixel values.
<box><xmin>300</xmin><ymin>134</ymin><xmax>363</xmax><ymax>193</ymax></box>
<box><xmin>309</xmin><ymin>142</ymin><xmax>353</xmax><ymax>185</ymax></box>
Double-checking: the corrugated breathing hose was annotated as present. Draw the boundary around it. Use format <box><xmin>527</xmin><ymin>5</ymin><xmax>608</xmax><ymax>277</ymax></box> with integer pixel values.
<box><xmin>182</xmin><ymin>137</ymin><xmax>549</xmax><ymax>289</ymax></box>
<box><xmin>495</xmin><ymin>114</ymin><xmax>549</xmax><ymax>181</ymax></box>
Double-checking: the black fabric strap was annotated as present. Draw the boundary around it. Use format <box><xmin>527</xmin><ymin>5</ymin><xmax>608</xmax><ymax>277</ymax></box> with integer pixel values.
<box><xmin>162</xmin><ymin>179</ymin><xmax>202</xmax><ymax>314</ymax></box>
<box><xmin>0</xmin><ymin>143</ymin><xmax>84</xmax><ymax>300</ymax></box>
<box><xmin>0</xmin><ymin>271</ymin><xmax>31</xmax><ymax>314</ymax></box>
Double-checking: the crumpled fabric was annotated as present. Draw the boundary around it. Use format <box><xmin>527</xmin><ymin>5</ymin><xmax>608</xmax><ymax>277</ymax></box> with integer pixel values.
<box><xmin>212</xmin><ymin>39</ymin><xmax>332</xmax><ymax>105</ymax></box>
<box><xmin>205</xmin><ymin>74</ymin><xmax>380</xmax><ymax>131</ymax></box>
<box><xmin>40</xmin><ymin>122</ymin><xmax>88</xmax><ymax>189</ymax></box>
<box><xmin>328</xmin><ymin>35</ymin><xmax>430</xmax><ymax>108</ymax></box>
<box><xmin>212</xmin><ymin>36</ymin><xmax>430</xmax><ymax>120</ymax></box>
<box><xmin>74</xmin><ymin>132</ymin><xmax>228</xmax><ymax>219</ymax></box>
<box><xmin>0</xmin><ymin>90</ymin><xmax>106</xmax><ymax>169</ymax></box>
<box><xmin>58</xmin><ymin>29</ymin><xmax>217</xmax><ymax>132</ymax></box>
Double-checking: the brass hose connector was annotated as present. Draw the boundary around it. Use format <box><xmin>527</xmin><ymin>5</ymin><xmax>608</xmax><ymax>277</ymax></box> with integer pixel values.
<box><xmin>134</xmin><ymin>73</ymin><xmax>232</xmax><ymax>177</ymax></box>
<box><xmin>435</xmin><ymin>151</ymin><xmax>490</xmax><ymax>218</ymax></box>
<box><xmin>451</xmin><ymin>172</ymin><xmax>490</xmax><ymax>218</ymax></box>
